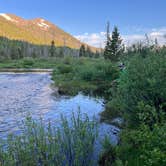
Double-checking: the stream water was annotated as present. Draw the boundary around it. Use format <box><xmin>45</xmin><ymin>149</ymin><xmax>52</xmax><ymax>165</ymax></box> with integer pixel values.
<box><xmin>0</xmin><ymin>72</ymin><xmax>119</xmax><ymax>144</ymax></box>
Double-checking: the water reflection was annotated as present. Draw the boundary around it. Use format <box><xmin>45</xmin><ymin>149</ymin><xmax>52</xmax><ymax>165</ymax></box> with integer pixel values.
<box><xmin>0</xmin><ymin>73</ymin><xmax>119</xmax><ymax>147</ymax></box>
<box><xmin>0</xmin><ymin>73</ymin><xmax>105</xmax><ymax>136</ymax></box>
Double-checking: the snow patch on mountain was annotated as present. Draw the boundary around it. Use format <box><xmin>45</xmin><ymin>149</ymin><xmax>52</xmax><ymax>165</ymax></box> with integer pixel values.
<box><xmin>0</xmin><ymin>13</ymin><xmax>18</xmax><ymax>23</ymax></box>
<box><xmin>37</xmin><ymin>19</ymin><xmax>50</xmax><ymax>29</ymax></box>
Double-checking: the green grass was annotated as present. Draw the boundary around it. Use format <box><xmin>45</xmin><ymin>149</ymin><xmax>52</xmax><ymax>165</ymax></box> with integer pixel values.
<box><xmin>0</xmin><ymin>112</ymin><xmax>98</xmax><ymax>166</ymax></box>
<box><xmin>0</xmin><ymin>57</ymin><xmax>59</xmax><ymax>69</ymax></box>
<box><xmin>52</xmin><ymin>57</ymin><xmax>119</xmax><ymax>97</ymax></box>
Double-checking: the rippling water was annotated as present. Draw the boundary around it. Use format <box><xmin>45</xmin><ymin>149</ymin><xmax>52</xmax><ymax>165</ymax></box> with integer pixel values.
<box><xmin>0</xmin><ymin>72</ymin><xmax>119</xmax><ymax>144</ymax></box>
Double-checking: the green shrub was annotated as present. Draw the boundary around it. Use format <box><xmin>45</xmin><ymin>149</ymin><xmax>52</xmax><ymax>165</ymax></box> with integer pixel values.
<box><xmin>78</xmin><ymin>62</ymin><xmax>118</xmax><ymax>82</ymax></box>
<box><xmin>57</xmin><ymin>64</ymin><xmax>73</xmax><ymax>74</ymax></box>
<box><xmin>117</xmin><ymin>54</ymin><xmax>166</xmax><ymax>127</ymax></box>
<box><xmin>79</xmin><ymin>66</ymin><xmax>95</xmax><ymax>81</ymax></box>
<box><xmin>116</xmin><ymin>123</ymin><xmax>166</xmax><ymax>166</ymax></box>
<box><xmin>62</xmin><ymin>56</ymin><xmax>73</xmax><ymax>65</ymax></box>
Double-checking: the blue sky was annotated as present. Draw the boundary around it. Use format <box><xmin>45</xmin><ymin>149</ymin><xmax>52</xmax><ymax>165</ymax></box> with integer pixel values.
<box><xmin>0</xmin><ymin>0</ymin><xmax>166</xmax><ymax>47</ymax></box>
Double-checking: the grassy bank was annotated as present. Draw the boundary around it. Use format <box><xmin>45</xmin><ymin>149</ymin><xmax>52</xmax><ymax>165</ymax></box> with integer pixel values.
<box><xmin>0</xmin><ymin>56</ymin><xmax>119</xmax><ymax>98</ymax></box>
<box><xmin>0</xmin><ymin>57</ymin><xmax>59</xmax><ymax>69</ymax></box>
<box><xmin>52</xmin><ymin>57</ymin><xmax>119</xmax><ymax>97</ymax></box>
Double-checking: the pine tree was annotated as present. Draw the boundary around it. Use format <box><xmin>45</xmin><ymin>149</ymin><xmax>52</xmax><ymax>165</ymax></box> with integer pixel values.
<box><xmin>79</xmin><ymin>44</ymin><xmax>86</xmax><ymax>57</ymax></box>
<box><xmin>104</xmin><ymin>22</ymin><xmax>111</xmax><ymax>59</ymax></box>
<box><xmin>86</xmin><ymin>46</ymin><xmax>92</xmax><ymax>57</ymax></box>
<box><xmin>109</xmin><ymin>26</ymin><xmax>123</xmax><ymax>61</ymax></box>
<box><xmin>49</xmin><ymin>40</ymin><xmax>56</xmax><ymax>57</ymax></box>
<box><xmin>59</xmin><ymin>47</ymin><xmax>64</xmax><ymax>58</ymax></box>
<box><xmin>94</xmin><ymin>51</ymin><xmax>100</xmax><ymax>58</ymax></box>
<box><xmin>154</xmin><ymin>38</ymin><xmax>158</xmax><ymax>46</ymax></box>
<box><xmin>104</xmin><ymin>24</ymin><xmax>123</xmax><ymax>61</ymax></box>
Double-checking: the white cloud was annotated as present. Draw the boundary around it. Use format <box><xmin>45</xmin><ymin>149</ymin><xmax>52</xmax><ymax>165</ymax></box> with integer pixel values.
<box><xmin>75</xmin><ymin>32</ymin><xmax>106</xmax><ymax>48</ymax></box>
<box><xmin>122</xmin><ymin>34</ymin><xmax>145</xmax><ymax>46</ymax></box>
<box><xmin>75</xmin><ymin>28</ymin><xmax>166</xmax><ymax>48</ymax></box>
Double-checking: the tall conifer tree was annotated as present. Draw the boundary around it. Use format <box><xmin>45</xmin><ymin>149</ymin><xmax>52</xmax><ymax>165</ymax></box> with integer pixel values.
<box><xmin>109</xmin><ymin>26</ymin><xmax>123</xmax><ymax>61</ymax></box>
<box><xmin>79</xmin><ymin>44</ymin><xmax>86</xmax><ymax>57</ymax></box>
<box><xmin>104</xmin><ymin>23</ymin><xmax>123</xmax><ymax>61</ymax></box>
<box><xmin>104</xmin><ymin>22</ymin><xmax>111</xmax><ymax>59</ymax></box>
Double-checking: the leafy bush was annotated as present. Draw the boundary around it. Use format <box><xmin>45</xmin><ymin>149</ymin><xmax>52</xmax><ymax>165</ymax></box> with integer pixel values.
<box><xmin>0</xmin><ymin>113</ymin><xmax>98</xmax><ymax>166</ymax></box>
<box><xmin>100</xmin><ymin>53</ymin><xmax>166</xmax><ymax>165</ymax></box>
<box><xmin>118</xmin><ymin>54</ymin><xmax>166</xmax><ymax>127</ymax></box>
<box><xmin>100</xmin><ymin>103</ymin><xmax>166</xmax><ymax>166</ymax></box>
<box><xmin>116</xmin><ymin>123</ymin><xmax>166</xmax><ymax>166</ymax></box>
<box><xmin>78</xmin><ymin>62</ymin><xmax>118</xmax><ymax>82</ymax></box>
<box><xmin>63</xmin><ymin>56</ymin><xmax>73</xmax><ymax>65</ymax></box>
<box><xmin>57</xmin><ymin>64</ymin><xmax>73</xmax><ymax>74</ymax></box>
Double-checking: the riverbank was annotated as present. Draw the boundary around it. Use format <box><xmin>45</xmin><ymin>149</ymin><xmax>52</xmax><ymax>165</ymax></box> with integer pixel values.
<box><xmin>0</xmin><ymin>57</ymin><xmax>59</xmax><ymax>69</ymax></box>
<box><xmin>0</xmin><ymin>68</ymin><xmax>53</xmax><ymax>73</ymax></box>
<box><xmin>0</xmin><ymin>57</ymin><xmax>120</xmax><ymax>123</ymax></box>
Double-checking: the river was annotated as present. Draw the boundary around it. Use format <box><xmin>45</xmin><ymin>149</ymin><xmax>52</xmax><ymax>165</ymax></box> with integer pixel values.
<box><xmin>0</xmin><ymin>72</ymin><xmax>119</xmax><ymax>144</ymax></box>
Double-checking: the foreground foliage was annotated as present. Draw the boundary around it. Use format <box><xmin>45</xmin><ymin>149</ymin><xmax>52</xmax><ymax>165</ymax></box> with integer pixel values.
<box><xmin>119</xmin><ymin>54</ymin><xmax>166</xmax><ymax>128</ymax></box>
<box><xmin>100</xmin><ymin>50</ymin><xmax>166</xmax><ymax>165</ymax></box>
<box><xmin>116</xmin><ymin>123</ymin><xmax>166</xmax><ymax>166</ymax></box>
<box><xmin>0</xmin><ymin>113</ymin><xmax>98</xmax><ymax>166</ymax></box>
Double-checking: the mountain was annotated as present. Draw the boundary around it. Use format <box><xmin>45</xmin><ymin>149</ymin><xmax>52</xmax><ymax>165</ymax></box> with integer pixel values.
<box><xmin>0</xmin><ymin>13</ymin><xmax>97</xmax><ymax>51</ymax></box>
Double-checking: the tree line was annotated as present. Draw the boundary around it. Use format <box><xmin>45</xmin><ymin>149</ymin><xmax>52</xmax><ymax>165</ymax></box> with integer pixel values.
<box><xmin>0</xmin><ymin>37</ymin><xmax>79</xmax><ymax>61</ymax></box>
<box><xmin>0</xmin><ymin>37</ymin><xmax>102</xmax><ymax>61</ymax></box>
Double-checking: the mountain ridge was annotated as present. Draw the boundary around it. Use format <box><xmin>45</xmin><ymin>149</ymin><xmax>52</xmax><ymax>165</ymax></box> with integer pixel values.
<box><xmin>0</xmin><ymin>13</ymin><xmax>98</xmax><ymax>51</ymax></box>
